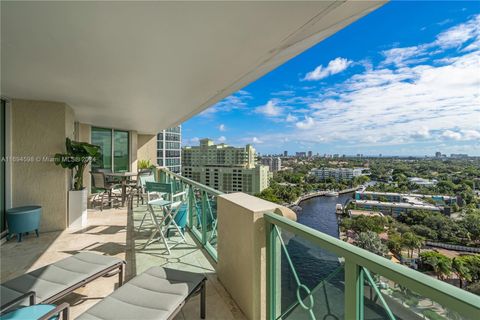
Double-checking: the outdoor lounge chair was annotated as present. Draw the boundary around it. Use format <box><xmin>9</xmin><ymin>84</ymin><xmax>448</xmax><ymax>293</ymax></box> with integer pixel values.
<box><xmin>76</xmin><ymin>266</ymin><xmax>207</xmax><ymax>320</ymax></box>
<box><xmin>0</xmin><ymin>252</ymin><xmax>125</xmax><ymax>313</ymax></box>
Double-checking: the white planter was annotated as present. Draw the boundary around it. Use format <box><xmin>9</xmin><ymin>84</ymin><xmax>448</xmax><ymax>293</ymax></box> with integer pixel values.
<box><xmin>68</xmin><ymin>189</ymin><xmax>88</xmax><ymax>228</ymax></box>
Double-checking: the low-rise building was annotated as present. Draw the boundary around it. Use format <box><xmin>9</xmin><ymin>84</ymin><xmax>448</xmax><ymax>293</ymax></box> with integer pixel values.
<box><xmin>355</xmin><ymin>191</ymin><xmax>457</xmax><ymax>206</ymax></box>
<box><xmin>352</xmin><ymin>200</ymin><xmax>442</xmax><ymax>217</ymax></box>
<box><xmin>408</xmin><ymin>177</ymin><xmax>437</xmax><ymax>187</ymax></box>
<box><xmin>310</xmin><ymin>167</ymin><xmax>363</xmax><ymax>181</ymax></box>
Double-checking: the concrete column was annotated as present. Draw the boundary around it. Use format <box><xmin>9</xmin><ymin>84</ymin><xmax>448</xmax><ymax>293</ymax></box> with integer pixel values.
<box><xmin>217</xmin><ymin>192</ymin><xmax>296</xmax><ymax>320</ymax></box>
<box><xmin>137</xmin><ymin>134</ymin><xmax>157</xmax><ymax>166</ymax></box>
<box><xmin>10</xmin><ymin>99</ymin><xmax>74</xmax><ymax>231</ymax></box>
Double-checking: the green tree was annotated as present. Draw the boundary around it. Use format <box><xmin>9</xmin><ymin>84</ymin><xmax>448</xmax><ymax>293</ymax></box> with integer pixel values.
<box><xmin>386</xmin><ymin>232</ymin><xmax>403</xmax><ymax>255</ymax></box>
<box><xmin>420</xmin><ymin>251</ymin><xmax>452</xmax><ymax>280</ymax></box>
<box><xmin>411</xmin><ymin>225</ymin><xmax>438</xmax><ymax>240</ymax></box>
<box><xmin>348</xmin><ymin>215</ymin><xmax>388</xmax><ymax>234</ymax></box>
<box><xmin>401</xmin><ymin>232</ymin><xmax>424</xmax><ymax>258</ymax></box>
<box><xmin>452</xmin><ymin>256</ymin><xmax>472</xmax><ymax>289</ymax></box>
<box><xmin>354</xmin><ymin>231</ymin><xmax>388</xmax><ymax>257</ymax></box>
<box><xmin>460</xmin><ymin>255</ymin><xmax>480</xmax><ymax>283</ymax></box>
<box><xmin>255</xmin><ymin>188</ymin><xmax>281</xmax><ymax>204</ymax></box>
<box><xmin>463</xmin><ymin>213</ymin><xmax>480</xmax><ymax>240</ymax></box>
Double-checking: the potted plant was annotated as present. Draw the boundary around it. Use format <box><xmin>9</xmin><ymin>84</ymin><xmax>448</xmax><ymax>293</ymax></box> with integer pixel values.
<box><xmin>54</xmin><ymin>138</ymin><xmax>101</xmax><ymax>228</ymax></box>
<box><xmin>138</xmin><ymin>159</ymin><xmax>157</xmax><ymax>174</ymax></box>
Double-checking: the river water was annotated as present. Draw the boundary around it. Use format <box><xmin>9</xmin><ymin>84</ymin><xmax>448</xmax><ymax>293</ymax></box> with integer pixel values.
<box><xmin>296</xmin><ymin>193</ymin><xmax>354</xmax><ymax>237</ymax></box>
<box><xmin>279</xmin><ymin>193</ymin><xmax>399</xmax><ymax>319</ymax></box>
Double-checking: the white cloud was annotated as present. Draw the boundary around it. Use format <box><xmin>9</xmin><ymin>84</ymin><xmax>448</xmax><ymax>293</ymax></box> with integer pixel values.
<box><xmin>255</xmin><ymin>100</ymin><xmax>283</xmax><ymax>117</ymax></box>
<box><xmin>264</xmin><ymin>48</ymin><xmax>480</xmax><ymax>149</ymax></box>
<box><xmin>411</xmin><ymin>126</ymin><xmax>431</xmax><ymax>139</ymax></box>
<box><xmin>442</xmin><ymin>130</ymin><xmax>462</xmax><ymax>140</ymax></box>
<box><xmin>304</xmin><ymin>57</ymin><xmax>352</xmax><ymax>81</ymax></box>
<box><xmin>286</xmin><ymin>113</ymin><xmax>298</xmax><ymax>123</ymax></box>
<box><xmin>296</xmin><ymin>117</ymin><xmax>315</xmax><ymax>130</ymax></box>
<box><xmin>252</xmin><ymin>137</ymin><xmax>263</xmax><ymax>144</ymax></box>
<box><xmin>219</xmin><ymin>124</ymin><xmax>226</xmax><ymax>131</ymax></box>
<box><xmin>217</xmin><ymin>136</ymin><xmax>227</xmax><ymax>143</ymax></box>
<box><xmin>382</xmin><ymin>46</ymin><xmax>427</xmax><ymax>67</ymax></box>
<box><xmin>441</xmin><ymin>129</ymin><xmax>480</xmax><ymax>141</ymax></box>
<box><xmin>462</xmin><ymin>129</ymin><xmax>480</xmax><ymax>140</ymax></box>
<box><xmin>200</xmin><ymin>91</ymin><xmax>252</xmax><ymax>117</ymax></box>
<box><xmin>381</xmin><ymin>14</ymin><xmax>480</xmax><ymax>67</ymax></box>
<box><xmin>434</xmin><ymin>14</ymin><xmax>480</xmax><ymax>49</ymax></box>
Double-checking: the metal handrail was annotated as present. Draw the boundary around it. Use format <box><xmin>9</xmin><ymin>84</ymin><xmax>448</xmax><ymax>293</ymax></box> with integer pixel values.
<box><xmin>265</xmin><ymin>212</ymin><xmax>480</xmax><ymax>319</ymax></box>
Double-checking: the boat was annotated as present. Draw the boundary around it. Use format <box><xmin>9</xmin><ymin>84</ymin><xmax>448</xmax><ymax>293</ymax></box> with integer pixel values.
<box><xmin>336</xmin><ymin>204</ymin><xmax>344</xmax><ymax>214</ymax></box>
<box><xmin>325</xmin><ymin>191</ymin><xmax>339</xmax><ymax>197</ymax></box>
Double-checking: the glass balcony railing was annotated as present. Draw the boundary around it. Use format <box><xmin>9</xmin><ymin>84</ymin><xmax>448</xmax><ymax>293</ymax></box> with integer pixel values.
<box><xmin>159</xmin><ymin>168</ymin><xmax>222</xmax><ymax>261</ymax></box>
<box><xmin>265</xmin><ymin>212</ymin><xmax>480</xmax><ymax>320</ymax></box>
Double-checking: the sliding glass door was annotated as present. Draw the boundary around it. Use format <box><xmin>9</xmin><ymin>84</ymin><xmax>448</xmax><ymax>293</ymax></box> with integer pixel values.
<box><xmin>91</xmin><ymin>127</ymin><xmax>129</xmax><ymax>172</ymax></box>
<box><xmin>1</xmin><ymin>100</ymin><xmax>6</xmax><ymax>235</ymax></box>
<box><xmin>91</xmin><ymin>127</ymin><xmax>112</xmax><ymax>171</ymax></box>
<box><xmin>113</xmin><ymin>130</ymin><xmax>129</xmax><ymax>172</ymax></box>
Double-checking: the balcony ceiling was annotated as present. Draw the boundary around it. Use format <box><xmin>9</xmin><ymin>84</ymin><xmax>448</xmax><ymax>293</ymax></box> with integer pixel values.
<box><xmin>1</xmin><ymin>1</ymin><xmax>385</xmax><ymax>133</ymax></box>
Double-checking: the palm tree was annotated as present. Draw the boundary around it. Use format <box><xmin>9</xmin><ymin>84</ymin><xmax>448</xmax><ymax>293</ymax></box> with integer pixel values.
<box><xmin>401</xmin><ymin>232</ymin><xmax>424</xmax><ymax>258</ymax></box>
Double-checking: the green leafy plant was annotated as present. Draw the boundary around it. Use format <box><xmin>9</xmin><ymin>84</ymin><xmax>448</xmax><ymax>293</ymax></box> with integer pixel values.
<box><xmin>138</xmin><ymin>159</ymin><xmax>156</xmax><ymax>170</ymax></box>
<box><xmin>54</xmin><ymin>138</ymin><xmax>101</xmax><ymax>190</ymax></box>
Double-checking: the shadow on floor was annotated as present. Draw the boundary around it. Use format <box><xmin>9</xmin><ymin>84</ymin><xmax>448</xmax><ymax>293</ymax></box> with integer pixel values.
<box><xmin>0</xmin><ymin>231</ymin><xmax>62</xmax><ymax>281</ymax></box>
<box><xmin>72</xmin><ymin>225</ymin><xmax>126</xmax><ymax>235</ymax></box>
<box><xmin>62</xmin><ymin>241</ymin><xmax>127</xmax><ymax>257</ymax></box>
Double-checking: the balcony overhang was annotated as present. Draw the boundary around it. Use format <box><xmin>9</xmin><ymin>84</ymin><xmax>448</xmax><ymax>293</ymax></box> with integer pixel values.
<box><xmin>1</xmin><ymin>1</ymin><xmax>385</xmax><ymax>133</ymax></box>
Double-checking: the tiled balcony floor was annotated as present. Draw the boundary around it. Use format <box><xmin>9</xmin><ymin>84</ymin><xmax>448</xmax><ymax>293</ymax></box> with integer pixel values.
<box><xmin>0</xmin><ymin>204</ymin><xmax>245</xmax><ymax>320</ymax></box>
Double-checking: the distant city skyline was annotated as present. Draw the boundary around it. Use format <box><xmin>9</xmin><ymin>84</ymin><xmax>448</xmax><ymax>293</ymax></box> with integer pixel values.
<box><xmin>182</xmin><ymin>2</ymin><xmax>480</xmax><ymax>156</ymax></box>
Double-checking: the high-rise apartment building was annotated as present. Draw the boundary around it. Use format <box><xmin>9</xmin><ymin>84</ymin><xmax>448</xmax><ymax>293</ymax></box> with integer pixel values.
<box><xmin>157</xmin><ymin>126</ymin><xmax>181</xmax><ymax>173</ymax></box>
<box><xmin>308</xmin><ymin>151</ymin><xmax>313</xmax><ymax>158</ymax></box>
<box><xmin>261</xmin><ymin>157</ymin><xmax>282</xmax><ymax>172</ymax></box>
<box><xmin>182</xmin><ymin>139</ymin><xmax>270</xmax><ymax>194</ymax></box>
<box><xmin>283</xmin><ymin>150</ymin><xmax>288</xmax><ymax>157</ymax></box>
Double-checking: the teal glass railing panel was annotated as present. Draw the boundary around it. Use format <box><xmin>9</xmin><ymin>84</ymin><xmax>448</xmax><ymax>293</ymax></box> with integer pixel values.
<box><xmin>362</xmin><ymin>268</ymin><xmax>473</xmax><ymax>320</ymax></box>
<box><xmin>272</xmin><ymin>226</ymin><xmax>345</xmax><ymax>320</ymax></box>
<box><xmin>265</xmin><ymin>213</ymin><xmax>480</xmax><ymax>320</ymax></box>
<box><xmin>204</xmin><ymin>193</ymin><xmax>218</xmax><ymax>250</ymax></box>
<box><xmin>160</xmin><ymin>168</ymin><xmax>222</xmax><ymax>261</ymax></box>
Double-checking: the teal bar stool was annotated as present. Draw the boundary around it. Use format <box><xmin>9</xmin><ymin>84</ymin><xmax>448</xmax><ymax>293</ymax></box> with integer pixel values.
<box><xmin>6</xmin><ymin>206</ymin><xmax>42</xmax><ymax>242</ymax></box>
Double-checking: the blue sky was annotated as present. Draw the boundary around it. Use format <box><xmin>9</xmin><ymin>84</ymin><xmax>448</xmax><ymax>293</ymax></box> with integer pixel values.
<box><xmin>182</xmin><ymin>1</ymin><xmax>480</xmax><ymax>156</ymax></box>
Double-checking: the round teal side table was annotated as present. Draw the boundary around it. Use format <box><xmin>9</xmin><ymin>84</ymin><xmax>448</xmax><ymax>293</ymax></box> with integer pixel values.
<box><xmin>6</xmin><ymin>206</ymin><xmax>42</xmax><ymax>242</ymax></box>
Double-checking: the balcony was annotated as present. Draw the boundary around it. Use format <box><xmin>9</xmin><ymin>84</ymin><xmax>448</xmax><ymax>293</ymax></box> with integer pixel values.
<box><xmin>1</xmin><ymin>1</ymin><xmax>479</xmax><ymax>319</ymax></box>
<box><xmin>0</xmin><ymin>201</ymin><xmax>243</xmax><ymax>319</ymax></box>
